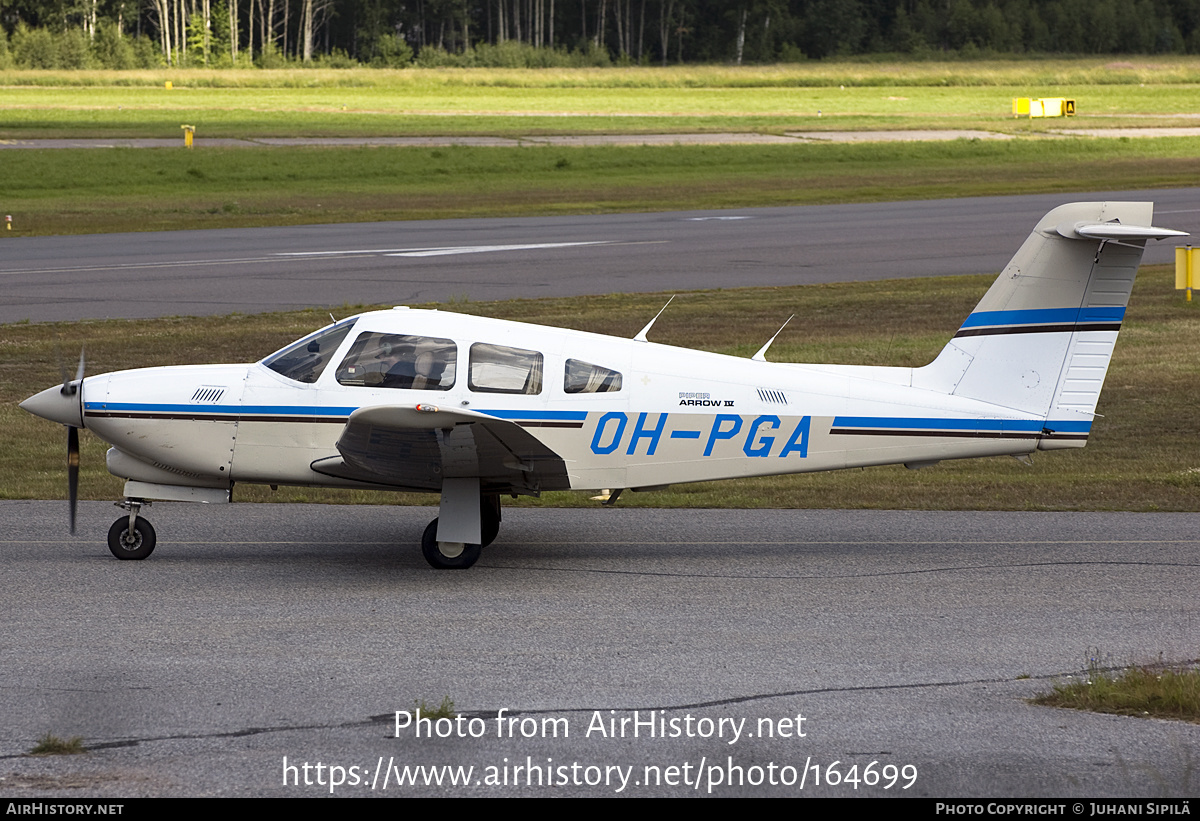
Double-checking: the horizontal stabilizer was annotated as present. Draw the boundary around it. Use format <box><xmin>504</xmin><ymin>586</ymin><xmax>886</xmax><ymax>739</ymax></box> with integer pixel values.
<box><xmin>1057</xmin><ymin>221</ymin><xmax>1188</xmax><ymax>242</ymax></box>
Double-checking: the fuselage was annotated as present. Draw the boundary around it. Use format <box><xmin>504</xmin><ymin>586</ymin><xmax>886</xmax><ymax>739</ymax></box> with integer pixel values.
<box><xmin>66</xmin><ymin>307</ymin><xmax>1053</xmax><ymax>496</ymax></box>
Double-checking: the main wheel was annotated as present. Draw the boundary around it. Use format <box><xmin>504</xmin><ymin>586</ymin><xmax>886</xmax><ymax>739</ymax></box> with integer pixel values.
<box><xmin>421</xmin><ymin>518</ymin><xmax>481</xmax><ymax>570</ymax></box>
<box><xmin>107</xmin><ymin>516</ymin><xmax>156</xmax><ymax>560</ymax></box>
<box><xmin>480</xmin><ymin>495</ymin><xmax>501</xmax><ymax>549</ymax></box>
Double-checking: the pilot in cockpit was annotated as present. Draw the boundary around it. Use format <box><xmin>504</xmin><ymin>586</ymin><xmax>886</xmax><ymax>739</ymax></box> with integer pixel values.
<box><xmin>368</xmin><ymin>338</ymin><xmax>418</xmax><ymax>388</ymax></box>
<box><xmin>337</xmin><ymin>332</ymin><xmax>455</xmax><ymax>390</ymax></box>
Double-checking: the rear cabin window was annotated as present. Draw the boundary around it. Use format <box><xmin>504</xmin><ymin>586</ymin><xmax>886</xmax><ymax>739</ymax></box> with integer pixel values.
<box><xmin>335</xmin><ymin>332</ymin><xmax>456</xmax><ymax>390</ymax></box>
<box><xmin>469</xmin><ymin>343</ymin><xmax>543</xmax><ymax>395</ymax></box>
<box><xmin>262</xmin><ymin>319</ymin><xmax>356</xmax><ymax>384</ymax></box>
<box><xmin>564</xmin><ymin>359</ymin><xmax>623</xmax><ymax>393</ymax></box>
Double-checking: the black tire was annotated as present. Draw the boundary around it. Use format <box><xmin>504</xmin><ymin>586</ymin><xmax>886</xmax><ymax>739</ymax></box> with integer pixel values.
<box><xmin>421</xmin><ymin>518</ymin><xmax>481</xmax><ymax>570</ymax></box>
<box><xmin>480</xmin><ymin>495</ymin><xmax>501</xmax><ymax>548</ymax></box>
<box><xmin>107</xmin><ymin>516</ymin><xmax>156</xmax><ymax>560</ymax></box>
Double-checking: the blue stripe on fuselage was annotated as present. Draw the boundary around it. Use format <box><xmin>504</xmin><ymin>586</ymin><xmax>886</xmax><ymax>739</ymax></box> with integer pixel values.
<box><xmin>85</xmin><ymin>402</ymin><xmax>357</xmax><ymax>416</ymax></box>
<box><xmin>84</xmin><ymin>402</ymin><xmax>589</xmax><ymax>424</ymax></box>
<box><xmin>959</xmin><ymin>307</ymin><xmax>1125</xmax><ymax>330</ymax></box>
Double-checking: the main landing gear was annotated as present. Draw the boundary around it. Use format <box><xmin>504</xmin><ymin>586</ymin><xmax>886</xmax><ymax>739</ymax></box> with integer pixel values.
<box><xmin>107</xmin><ymin>500</ymin><xmax>156</xmax><ymax>560</ymax></box>
<box><xmin>421</xmin><ymin>493</ymin><xmax>501</xmax><ymax>570</ymax></box>
<box><xmin>98</xmin><ymin>491</ymin><xmax>503</xmax><ymax>569</ymax></box>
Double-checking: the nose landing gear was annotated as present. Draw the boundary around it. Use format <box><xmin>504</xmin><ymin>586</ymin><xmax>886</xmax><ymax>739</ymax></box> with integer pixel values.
<box><xmin>107</xmin><ymin>500</ymin><xmax>156</xmax><ymax>560</ymax></box>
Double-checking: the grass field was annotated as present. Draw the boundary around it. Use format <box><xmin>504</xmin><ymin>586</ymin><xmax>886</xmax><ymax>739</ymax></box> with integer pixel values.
<box><xmin>2</xmin><ymin>83</ymin><xmax>1198</xmax><ymax>138</ymax></box>
<box><xmin>6</xmin><ymin>266</ymin><xmax>1200</xmax><ymax>511</ymax></box>
<box><xmin>3</xmin><ymin>62</ymin><xmax>1200</xmax><ymax>139</ymax></box>
<box><xmin>10</xmin><ymin>60</ymin><xmax>1200</xmax><ymax>87</ymax></box>
<box><xmin>6</xmin><ymin>138</ymin><xmax>1200</xmax><ymax>236</ymax></box>
<box><xmin>3</xmin><ymin>60</ymin><xmax>1199</xmax><ymax>235</ymax></box>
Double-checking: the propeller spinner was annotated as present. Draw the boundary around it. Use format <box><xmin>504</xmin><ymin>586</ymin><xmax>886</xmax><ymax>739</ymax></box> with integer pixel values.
<box><xmin>20</xmin><ymin>349</ymin><xmax>86</xmax><ymax>533</ymax></box>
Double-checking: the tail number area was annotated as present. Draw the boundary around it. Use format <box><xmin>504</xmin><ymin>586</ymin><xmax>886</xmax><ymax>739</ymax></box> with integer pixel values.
<box><xmin>589</xmin><ymin>412</ymin><xmax>811</xmax><ymax>459</ymax></box>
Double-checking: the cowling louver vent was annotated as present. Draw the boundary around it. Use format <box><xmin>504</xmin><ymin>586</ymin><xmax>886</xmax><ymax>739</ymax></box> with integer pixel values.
<box><xmin>191</xmin><ymin>387</ymin><xmax>226</xmax><ymax>403</ymax></box>
<box><xmin>757</xmin><ymin>389</ymin><xmax>788</xmax><ymax>405</ymax></box>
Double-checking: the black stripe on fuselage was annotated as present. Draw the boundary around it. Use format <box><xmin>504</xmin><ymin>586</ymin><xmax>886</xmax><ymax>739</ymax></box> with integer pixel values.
<box><xmin>954</xmin><ymin>322</ymin><xmax>1122</xmax><ymax>339</ymax></box>
<box><xmin>831</xmin><ymin>427</ymin><xmax>1088</xmax><ymax>441</ymax></box>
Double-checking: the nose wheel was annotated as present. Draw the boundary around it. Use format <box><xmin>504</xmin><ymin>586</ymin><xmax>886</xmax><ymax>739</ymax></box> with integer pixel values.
<box><xmin>107</xmin><ymin>501</ymin><xmax>156</xmax><ymax>560</ymax></box>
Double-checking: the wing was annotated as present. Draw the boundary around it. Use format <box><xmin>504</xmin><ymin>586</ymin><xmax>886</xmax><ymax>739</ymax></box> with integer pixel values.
<box><xmin>310</xmin><ymin>404</ymin><xmax>570</xmax><ymax>495</ymax></box>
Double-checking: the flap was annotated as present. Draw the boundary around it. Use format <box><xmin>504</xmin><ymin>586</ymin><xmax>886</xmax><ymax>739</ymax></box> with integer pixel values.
<box><xmin>313</xmin><ymin>404</ymin><xmax>571</xmax><ymax>495</ymax></box>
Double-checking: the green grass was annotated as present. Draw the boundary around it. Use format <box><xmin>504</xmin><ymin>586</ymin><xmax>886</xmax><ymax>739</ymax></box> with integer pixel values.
<box><xmin>1031</xmin><ymin>663</ymin><xmax>1200</xmax><ymax>724</ymax></box>
<box><xmin>5</xmin><ymin>138</ymin><xmax>1199</xmax><ymax>236</ymax></box>
<box><xmin>28</xmin><ymin>734</ymin><xmax>87</xmax><ymax>755</ymax></box>
<box><xmin>3</xmin><ymin>62</ymin><xmax>1200</xmax><ymax>139</ymax></box>
<box><xmin>408</xmin><ymin>697</ymin><xmax>456</xmax><ymax>720</ymax></box>
<box><xmin>6</xmin><ymin>266</ymin><xmax>1200</xmax><ymax>511</ymax></box>
<box><xmin>4</xmin><ymin>60</ymin><xmax>1199</xmax><ymax>237</ymax></box>
<box><xmin>1</xmin><ymin>80</ymin><xmax>1197</xmax><ymax>139</ymax></box>
<box><xmin>8</xmin><ymin>59</ymin><xmax>1200</xmax><ymax>88</ymax></box>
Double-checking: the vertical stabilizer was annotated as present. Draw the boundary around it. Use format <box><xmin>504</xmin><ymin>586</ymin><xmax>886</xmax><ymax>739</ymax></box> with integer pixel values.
<box><xmin>913</xmin><ymin>202</ymin><xmax>1185</xmax><ymax>449</ymax></box>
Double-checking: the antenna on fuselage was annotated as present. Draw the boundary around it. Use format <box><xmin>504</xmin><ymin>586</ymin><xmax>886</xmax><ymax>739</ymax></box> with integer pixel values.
<box><xmin>633</xmin><ymin>295</ymin><xmax>675</xmax><ymax>343</ymax></box>
<box><xmin>751</xmin><ymin>315</ymin><xmax>794</xmax><ymax>362</ymax></box>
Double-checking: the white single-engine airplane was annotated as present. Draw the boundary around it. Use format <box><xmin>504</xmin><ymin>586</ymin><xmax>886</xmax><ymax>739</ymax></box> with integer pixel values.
<box><xmin>21</xmin><ymin>202</ymin><xmax>1186</xmax><ymax>569</ymax></box>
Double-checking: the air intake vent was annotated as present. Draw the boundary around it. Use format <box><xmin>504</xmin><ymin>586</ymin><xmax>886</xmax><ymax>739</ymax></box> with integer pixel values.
<box><xmin>152</xmin><ymin>461</ymin><xmax>204</xmax><ymax>478</ymax></box>
<box><xmin>191</xmin><ymin>387</ymin><xmax>226</xmax><ymax>403</ymax></box>
<box><xmin>757</xmin><ymin>389</ymin><xmax>788</xmax><ymax>405</ymax></box>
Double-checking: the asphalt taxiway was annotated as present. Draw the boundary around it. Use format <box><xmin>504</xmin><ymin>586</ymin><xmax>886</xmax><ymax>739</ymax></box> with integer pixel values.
<box><xmin>1</xmin><ymin>502</ymin><xmax>1196</xmax><ymax>797</ymax></box>
<box><xmin>2</xmin><ymin>189</ymin><xmax>1198</xmax><ymax>323</ymax></box>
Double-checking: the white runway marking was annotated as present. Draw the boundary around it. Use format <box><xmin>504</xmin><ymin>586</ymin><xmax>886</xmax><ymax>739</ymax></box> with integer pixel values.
<box><xmin>275</xmin><ymin>241</ymin><xmax>614</xmax><ymax>259</ymax></box>
<box><xmin>0</xmin><ymin>241</ymin><xmax>660</xmax><ymax>279</ymax></box>
<box><xmin>390</xmin><ymin>242</ymin><xmax>616</xmax><ymax>257</ymax></box>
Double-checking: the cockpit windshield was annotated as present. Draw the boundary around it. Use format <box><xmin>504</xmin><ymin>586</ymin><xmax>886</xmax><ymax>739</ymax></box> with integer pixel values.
<box><xmin>262</xmin><ymin>318</ymin><xmax>357</xmax><ymax>384</ymax></box>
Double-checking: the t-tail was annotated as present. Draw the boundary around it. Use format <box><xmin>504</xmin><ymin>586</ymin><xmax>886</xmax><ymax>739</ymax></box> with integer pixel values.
<box><xmin>913</xmin><ymin>202</ymin><xmax>1186</xmax><ymax>449</ymax></box>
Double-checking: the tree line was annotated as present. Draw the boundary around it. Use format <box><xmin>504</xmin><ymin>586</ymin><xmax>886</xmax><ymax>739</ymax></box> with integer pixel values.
<box><xmin>2</xmin><ymin>0</ymin><xmax>1198</xmax><ymax>69</ymax></box>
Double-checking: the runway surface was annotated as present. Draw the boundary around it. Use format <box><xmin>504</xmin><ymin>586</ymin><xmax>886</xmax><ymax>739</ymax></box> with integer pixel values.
<box><xmin>3</xmin><ymin>188</ymin><xmax>1198</xmax><ymax>324</ymax></box>
<box><xmin>1</xmin><ymin>501</ymin><xmax>1196</xmax><ymax>797</ymax></box>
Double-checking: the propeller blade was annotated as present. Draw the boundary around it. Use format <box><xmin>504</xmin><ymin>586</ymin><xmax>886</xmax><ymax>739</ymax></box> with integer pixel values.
<box><xmin>56</xmin><ymin>343</ymin><xmax>69</xmax><ymax>392</ymax></box>
<box><xmin>68</xmin><ymin>426</ymin><xmax>79</xmax><ymax>535</ymax></box>
<box><xmin>61</xmin><ymin>347</ymin><xmax>85</xmax><ymax>397</ymax></box>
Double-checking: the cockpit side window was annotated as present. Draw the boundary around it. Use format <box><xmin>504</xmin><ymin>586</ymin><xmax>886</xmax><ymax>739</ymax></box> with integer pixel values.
<box><xmin>564</xmin><ymin>359</ymin><xmax>623</xmax><ymax>394</ymax></box>
<box><xmin>469</xmin><ymin>343</ymin><xmax>543</xmax><ymax>395</ymax></box>
<box><xmin>335</xmin><ymin>332</ymin><xmax>457</xmax><ymax>390</ymax></box>
<box><xmin>262</xmin><ymin>319</ymin><xmax>356</xmax><ymax>384</ymax></box>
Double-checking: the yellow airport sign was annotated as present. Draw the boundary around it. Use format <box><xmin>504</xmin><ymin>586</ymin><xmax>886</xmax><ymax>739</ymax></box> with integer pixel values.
<box><xmin>1012</xmin><ymin>97</ymin><xmax>1075</xmax><ymax>118</ymax></box>
<box><xmin>1177</xmin><ymin>246</ymin><xmax>1198</xmax><ymax>301</ymax></box>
